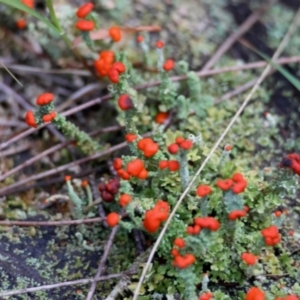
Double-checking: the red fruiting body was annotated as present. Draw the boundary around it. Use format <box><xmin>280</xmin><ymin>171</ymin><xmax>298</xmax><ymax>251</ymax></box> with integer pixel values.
<box><xmin>21</xmin><ymin>0</ymin><xmax>34</xmax><ymax>8</ymax></box>
<box><xmin>76</xmin><ymin>20</ymin><xmax>95</xmax><ymax>31</ymax></box>
<box><xmin>94</xmin><ymin>51</ymin><xmax>115</xmax><ymax>76</ymax></box>
<box><xmin>138</xmin><ymin>169</ymin><xmax>148</xmax><ymax>180</ymax></box>
<box><xmin>155</xmin><ymin>112</ymin><xmax>169</xmax><ymax>124</ymax></box>
<box><xmin>244</xmin><ymin>206</ymin><xmax>250</xmax><ymax>212</ymax></box>
<box><xmin>163</xmin><ymin>59</ymin><xmax>175</xmax><ymax>71</ymax></box>
<box><xmin>168</xmin><ymin>143</ymin><xmax>179</xmax><ymax>154</ymax></box>
<box><xmin>111</xmin><ymin>62</ymin><xmax>126</xmax><ymax>73</ymax></box>
<box><xmin>228</xmin><ymin>209</ymin><xmax>247</xmax><ymax>221</ymax></box>
<box><xmin>187</xmin><ymin>224</ymin><xmax>201</xmax><ymax>235</ymax></box>
<box><xmin>126</xmin><ymin>159</ymin><xmax>144</xmax><ymax>177</ymax></box>
<box><xmin>98</xmin><ymin>178</ymin><xmax>120</xmax><ymax>201</ymax></box>
<box><xmin>280</xmin><ymin>153</ymin><xmax>300</xmax><ymax>176</ymax></box>
<box><xmin>180</xmin><ymin>139</ymin><xmax>193</xmax><ymax>150</ymax></box>
<box><xmin>108</xmin><ymin>68</ymin><xmax>119</xmax><ymax>83</ymax></box>
<box><xmin>261</xmin><ymin>225</ymin><xmax>281</xmax><ymax>246</ymax></box>
<box><xmin>279</xmin><ymin>296</ymin><xmax>299</xmax><ymax>300</ymax></box>
<box><xmin>137</xmin><ymin>138</ymin><xmax>153</xmax><ymax>150</ymax></box>
<box><xmin>113</xmin><ymin>158</ymin><xmax>123</xmax><ymax>170</ymax></box>
<box><xmin>109</xmin><ymin>26</ymin><xmax>122</xmax><ymax>42</ymax></box>
<box><xmin>216</xmin><ymin>179</ymin><xmax>233</xmax><ymax>191</ymax></box>
<box><xmin>118</xmin><ymin>94</ymin><xmax>134</xmax><ymax>110</ymax></box>
<box><xmin>173</xmin><ymin>253</ymin><xmax>196</xmax><ymax>269</ymax></box>
<box><xmin>199</xmin><ymin>292</ymin><xmax>213</xmax><ymax>300</ymax></box>
<box><xmin>65</xmin><ymin>175</ymin><xmax>72</xmax><ymax>181</ymax></box>
<box><xmin>119</xmin><ymin>194</ymin><xmax>131</xmax><ymax>207</ymax></box>
<box><xmin>143</xmin><ymin>200</ymin><xmax>169</xmax><ymax>233</ymax></box>
<box><xmin>168</xmin><ymin>160</ymin><xmax>180</xmax><ymax>171</ymax></box>
<box><xmin>245</xmin><ymin>287</ymin><xmax>265</xmax><ymax>300</ymax></box>
<box><xmin>143</xmin><ymin>142</ymin><xmax>159</xmax><ymax>158</ymax></box>
<box><xmin>187</xmin><ymin>226</ymin><xmax>194</xmax><ymax>235</ymax></box>
<box><xmin>137</xmin><ymin>138</ymin><xmax>159</xmax><ymax>158</ymax></box>
<box><xmin>106</xmin><ymin>212</ymin><xmax>120</xmax><ymax>227</ymax></box>
<box><xmin>98</xmin><ymin>183</ymin><xmax>106</xmax><ymax>191</ymax></box>
<box><xmin>156</xmin><ymin>40</ymin><xmax>164</xmax><ymax>48</ymax></box>
<box><xmin>117</xmin><ymin>169</ymin><xmax>131</xmax><ymax>180</ymax></box>
<box><xmin>125</xmin><ymin>133</ymin><xmax>137</xmax><ymax>143</ymax></box>
<box><xmin>101</xmin><ymin>191</ymin><xmax>113</xmax><ymax>202</ymax></box>
<box><xmin>171</xmin><ymin>248</ymin><xmax>179</xmax><ymax>257</ymax></box>
<box><xmin>225</xmin><ymin>145</ymin><xmax>232</xmax><ymax>151</ymax></box>
<box><xmin>196</xmin><ymin>185</ymin><xmax>212</xmax><ymax>197</ymax></box>
<box><xmin>232</xmin><ymin>173</ymin><xmax>245</xmax><ymax>182</ymax></box>
<box><xmin>274</xmin><ymin>210</ymin><xmax>282</xmax><ymax>217</ymax></box>
<box><xmin>25</xmin><ymin>111</ymin><xmax>37</xmax><ymax>128</ymax></box>
<box><xmin>241</xmin><ymin>252</ymin><xmax>257</xmax><ymax>265</ymax></box>
<box><xmin>81</xmin><ymin>180</ymin><xmax>88</xmax><ymax>187</ymax></box>
<box><xmin>173</xmin><ymin>238</ymin><xmax>185</xmax><ymax>248</ymax></box>
<box><xmin>36</xmin><ymin>93</ymin><xmax>54</xmax><ymax>105</ymax></box>
<box><xmin>175</xmin><ymin>136</ymin><xmax>185</xmax><ymax>145</ymax></box>
<box><xmin>136</xmin><ymin>35</ymin><xmax>144</xmax><ymax>43</ymax></box>
<box><xmin>100</xmin><ymin>50</ymin><xmax>115</xmax><ymax>63</ymax></box>
<box><xmin>143</xmin><ymin>215</ymin><xmax>160</xmax><ymax>233</ymax></box>
<box><xmin>16</xmin><ymin>19</ymin><xmax>27</xmax><ymax>29</ymax></box>
<box><xmin>232</xmin><ymin>179</ymin><xmax>247</xmax><ymax>194</ymax></box>
<box><xmin>76</xmin><ymin>2</ymin><xmax>94</xmax><ymax>18</ymax></box>
<box><xmin>231</xmin><ymin>172</ymin><xmax>247</xmax><ymax>193</ymax></box>
<box><xmin>94</xmin><ymin>59</ymin><xmax>111</xmax><ymax>76</ymax></box>
<box><xmin>106</xmin><ymin>178</ymin><xmax>120</xmax><ymax>194</ymax></box>
<box><xmin>194</xmin><ymin>217</ymin><xmax>220</xmax><ymax>231</ymax></box>
<box><xmin>42</xmin><ymin>111</ymin><xmax>56</xmax><ymax>123</ymax></box>
<box><xmin>159</xmin><ymin>160</ymin><xmax>168</xmax><ymax>169</ymax></box>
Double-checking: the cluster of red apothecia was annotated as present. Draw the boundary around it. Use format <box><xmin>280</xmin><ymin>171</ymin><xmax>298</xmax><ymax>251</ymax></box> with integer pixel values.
<box><xmin>98</xmin><ymin>178</ymin><xmax>120</xmax><ymax>202</ymax></box>
<box><xmin>261</xmin><ymin>225</ymin><xmax>281</xmax><ymax>246</ymax></box>
<box><xmin>143</xmin><ymin>200</ymin><xmax>170</xmax><ymax>233</ymax></box>
<box><xmin>241</xmin><ymin>252</ymin><xmax>258</xmax><ymax>265</ymax></box>
<box><xmin>94</xmin><ymin>51</ymin><xmax>126</xmax><ymax>83</ymax></box>
<box><xmin>280</xmin><ymin>153</ymin><xmax>300</xmax><ymax>176</ymax></box>
<box><xmin>186</xmin><ymin>217</ymin><xmax>220</xmax><ymax>235</ymax></box>
<box><xmin>15</xmin><ymin>0</ymin><xmax>34</xmax><ymax>29</ymax></box>
<box><xmin>246</xmin><ymin>287</ymin><xmax>299</xmax><ymax>300</ymax></box>
<box><xmin>25</xmin><ymin>93</ymin><xmax>56</xmax><ymax>128</ymax></box>
<box><xmin>216</xmin><ymin>172</ymin><xmax>247</xmax><ymax>194</ymax></box>
<box><xmin>198</xmin><ymin>292</ymin><xmax>213</xmax><ymax>300</ymax></box>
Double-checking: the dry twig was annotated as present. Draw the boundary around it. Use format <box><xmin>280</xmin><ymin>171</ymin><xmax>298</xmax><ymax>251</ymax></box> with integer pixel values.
<box><xmin>85</xmin><ymin>225</ymin><xmax>119</xmax><ymax>300</ymax></box>
<box><xmin>0</xmin><ymin>217</ymin><xmax>103</xmax><ymax>227</ymax></box>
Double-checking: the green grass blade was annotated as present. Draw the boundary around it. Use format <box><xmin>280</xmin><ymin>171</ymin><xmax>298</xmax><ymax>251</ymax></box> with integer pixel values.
<box><xmin>0</xmin><ymin>0</ymin><xmax>59</xmax><ymax>34</ymax></box>
<box><xmin>250</xmin><ymin>47</ymin><xmax>300</xmax><ymax>91</ymax></box>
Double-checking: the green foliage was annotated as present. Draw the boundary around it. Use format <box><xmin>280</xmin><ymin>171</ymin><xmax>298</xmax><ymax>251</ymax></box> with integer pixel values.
<box><xmin>0</xmin><ymin>0</ymin><xmax>59</xmax><ymax>33</ymax></box>
<box><xmin>54</xmin><ymin>114</ymin><xmax>100</xmax><ymax>155</ymax></box>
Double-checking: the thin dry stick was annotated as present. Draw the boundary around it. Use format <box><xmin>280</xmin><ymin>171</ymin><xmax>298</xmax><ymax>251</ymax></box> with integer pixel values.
<box><xmin>201</xmin><ymin>0</ymin><xmax>277</xmax><ymax>71</ymax></box>
<box><xmin>132</xmin><ymin>4</ymin><xmax>300</xmax><ymax>299</ymax></box>
<box><xmin>0</xmin><ymin>64</ymin><xmax>91</xmax><ymax>76</ymax></box>
<box><xmin>56</xmin><ymin>83</ymin><xmax>102</xmax><ymax>113</ymax></box>
<box><xmin>0</xmin><ymin>142</ymin><xmax>30</xmax><ymax>158</ymax></box>
<box><xmin>0</xmin><ymin>81</ymin><xmax>68</xmax><ymax>144</ymax></box>
<box><xmin>0</xmin><ymin>49</ymin><xmax>296</xmax><ymax>153</ymax></box>
<box><xmin>0</xmin><ymin>141</ymin><xmax>127</xmax><ymax>196</ymax></box>
<box><xmin>0</xmin><ymin>272</ymin><xmax>127</xmax><ymax>297</ymax></box>
<box><xmin>0</xmin><ymin>125</ymin><xmax>121</xmax><ymax>181</ymax></box>
<box><xmin>1</xmin><ymin>53</ymin><xmax>299</xmax><ymax>151</ymax></box>
<box><xmin>134</xmin><ymin>55</ymin><xmax>300</xmax><ymax>90</ymax></box>
<box><xmin>215</xmin><ymin>77</ymin><xmax>258</xmax><ymax>104</ymax></box>
<box><xmin>0</xmin><ymin>132</ymin><xmax>152</xmax><ymax>196</ymax></box>
<box><xmin>85</xmin><ymin>225</ymin><xmax>119</xmax><ymax>300</ymax></box>
<box><xmin>0</xmin><ymin>95</ymin><xmax>108</xmax><ymax>151</ymax></box>
<box><xmin>0</xmin><ymin>217</ymin><xmax>103</xmax><ymax>227</ymax></box>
